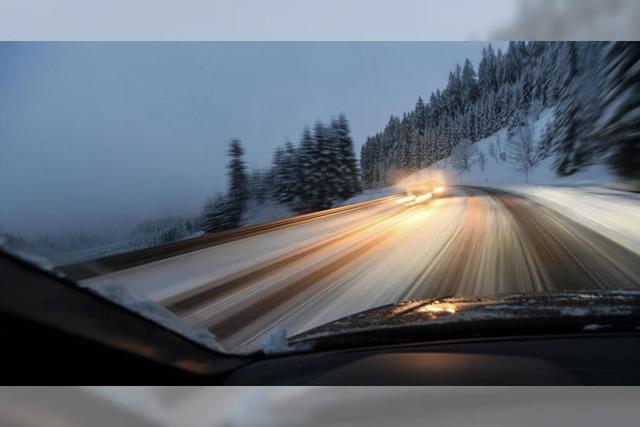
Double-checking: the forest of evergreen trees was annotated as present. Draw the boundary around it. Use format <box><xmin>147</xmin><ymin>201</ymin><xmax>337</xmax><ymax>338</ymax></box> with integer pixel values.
<box><xmin>201</xmin><ymin>42</ymin><xmax>640</xmax><ymax>233</ymax></box>
<box><xmin>360</xmin><ymin>41</ymin><xmax>640</xmax><ymax>188</ymax></box>
<box><xmin>200</xmin><ymin>114</ymin><xmax>361</xmax><ymax>232</ymax></box>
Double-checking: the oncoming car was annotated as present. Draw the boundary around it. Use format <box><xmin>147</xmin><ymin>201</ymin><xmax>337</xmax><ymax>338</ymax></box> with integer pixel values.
<box><xmin>397</xmin><ymin>180</ymin><xmax>447</xmax><ymax>205</ymax></box>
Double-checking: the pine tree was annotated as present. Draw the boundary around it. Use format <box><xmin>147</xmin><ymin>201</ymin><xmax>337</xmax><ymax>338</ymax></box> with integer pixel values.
<box><xmin>226</xmin><ymin>139</ymin><xmax>249</xmax><ymax>227</ymax></box>
<box><xmin>249</xmin><ymin>168</ymin><xmax>269</xmax><ymax>204</ymax></box>
<box><xmin>332</xmin><ymin>115</ymin><xmax>361</xmax><ymax>199</ymax></box>
<box><xmin>272</xmin><ymin>146</ymin><xmax>287</xmax><ymax>203</ymax></box>
<box><xmin>359</xmin><ymin>41</ymin><xmax>628</xmax><ymax>188</ymax></box>
<box><xmin>200</xmin><ymin>194</ymin><xmax>236</xmax><ymax>232</ymax></box>
<box><xmin>313</xmin><ymin>121</ymin><xmax>335</xmax><ymax>209</ymax></box>
<box><xmin>200</xmin><ymin>139</ymin><xmax>248</xmax><ymax>232</ymax></box>
<box><xmin>273</xmin><ymin>141</ymin><xmax>301</xmax><ymax>206</ymax></box>
<box><xmin>414</xmin><ymin>96</ymin><xmax>427</xmax><ymax>134</ymax></box>
<box><xmin>518</xmin><ymin>69</ymin><xmax>532</xmax><ymax>113</ymax></box>
<box><xmin>298</xmin><ymin>126</ymin><xmax>318</xmax><ymax>211</ymax></box>
<box><xmin>360</xmin><ymin>141</ymin><xmax>372</xmax><ymax>188</ymax></box>
<box><xmin>461</xmin><ymin>59</ymin><xmax>480</xmax><ymax>106</ymax></box>
<box><xmin>478</xmin><ymin>44</ymin><xmax>499</xmax><ymax>93</ymax></box>
<box><xmin>447</xmin><ymin>64</ymin><xmax>463</xmax><ymax>113</ymax></box>
<box><xmin>552</xmin><ymin>100</ymin><xmax>580</xmax><ymax>176</ymax></box>
<box><xmin>599</xmin><ymin>42</ymin><xmax>640</xmax><ymax>181</ymax></box>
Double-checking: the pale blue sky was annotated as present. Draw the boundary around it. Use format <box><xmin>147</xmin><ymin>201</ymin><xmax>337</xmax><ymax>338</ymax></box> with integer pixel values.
<box><xmin>0</xmin><ymin>0</ymin><xmax>517</xmax><ymax>40</ymax></box>
<box><xmin>0</xmin><ymin>42</ymin><xmax>506</xmax><ymax>237</ymax></box>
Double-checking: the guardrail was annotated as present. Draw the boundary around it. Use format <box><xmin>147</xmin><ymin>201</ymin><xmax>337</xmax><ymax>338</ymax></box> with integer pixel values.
<box><xmin>56</xmin><ymin>194</ymin><xmax>402</xmax><ymax>281</ymax></box>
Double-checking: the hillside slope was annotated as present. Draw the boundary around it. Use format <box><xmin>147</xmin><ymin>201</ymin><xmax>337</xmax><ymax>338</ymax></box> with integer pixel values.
<box><xmin>410</xmin><ymin>108</ymin><xmax>640</xmax><ymax>255</ymax></box>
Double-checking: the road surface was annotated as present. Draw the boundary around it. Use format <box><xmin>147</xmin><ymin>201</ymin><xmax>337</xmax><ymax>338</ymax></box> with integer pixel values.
<box><xmin>80</xmin><ymin>186</ymin><xmax>640</xmax><ymax>353</ymax></box>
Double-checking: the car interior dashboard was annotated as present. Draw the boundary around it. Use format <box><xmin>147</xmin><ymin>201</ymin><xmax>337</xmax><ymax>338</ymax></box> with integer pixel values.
<box><xmin>2</xmin><ymin>250</ymin><xmax>639</xmax><ymax>385</ymax></box>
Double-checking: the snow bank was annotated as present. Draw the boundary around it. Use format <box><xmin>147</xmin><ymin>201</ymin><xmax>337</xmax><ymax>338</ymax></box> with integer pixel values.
<box><xmin>414</xmin><ymin>108</ymin><xmax>640</xmax><ymax>255</ymax></box>
<box><xmin>339</xmin><ymin>186</ymin><xmax>403</xmax><ymax>206</ymax></box>
<box><xmin>508</xmin><ymin>184</ymin><xmax>640</xmax><ymax>254</ymax></box>
<box><xmin>242</xmin><ymin>186</ymin><xmax>403</xmax><ymax>227</ymax></box>
<box><xmin>415</xmin><ymin>108</ymin><xmax>556</xmax><ymax>187</ymax></box>
<box><xmin>242</xmin><ymin>200</ymin><xmax>296</xmax><ymax>226</ymax></box>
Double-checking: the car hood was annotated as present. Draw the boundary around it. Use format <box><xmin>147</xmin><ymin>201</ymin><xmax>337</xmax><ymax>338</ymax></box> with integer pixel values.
<box><xmin>287</xmin><ymin>290</ymin><xmax>640</xmax><ymax>353</ymax></box>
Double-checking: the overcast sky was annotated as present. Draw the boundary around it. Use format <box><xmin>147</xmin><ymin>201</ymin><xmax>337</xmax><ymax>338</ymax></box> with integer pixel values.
<box><xmin>0</xmin><ymin>0</ymin><xmax>518</xmax><ymax>40</ymax></box>
<box><xmin>0</xmin><ymin>42</ymin><xmax>504</xmax><ymax>238</ymax></box>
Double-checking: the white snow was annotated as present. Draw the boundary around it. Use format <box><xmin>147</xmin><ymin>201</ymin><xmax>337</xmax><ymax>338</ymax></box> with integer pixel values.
<box><xmin>339</xmin><ymin>186</ymin><xmax>404</xmax><ymax>206</ymax></box>
<box><xmin>78</xmin><ymin>281</ymin><xmax>228</xmax><ymax>354</ymax></box>
<box><xmin>242</xmin><ymin>200</ymin><xmax>296</xmax><ymax>226</ymax></box>
<box><xmin>509</xmin><ymin>184</ymin><xmax>640</xmax><ymax>255</ymax></box>
<box><xmin>411</xmin><ymin>108</ymin><xmax>640</xmax><ymax>255</ymax></box>
<box><xmin>262</xmin><ymin>325</ymin><xmax>290</xmax><ymax>355</ymax></box>
<box><xmin>262</xmin><ymin>325</ymin><xmax>313</xmax><ymax>355</ymax></box>
<box><xmin>242</xmin><ymin>187</ymin><xmax>403</xmax><ymax>227</ymax></box>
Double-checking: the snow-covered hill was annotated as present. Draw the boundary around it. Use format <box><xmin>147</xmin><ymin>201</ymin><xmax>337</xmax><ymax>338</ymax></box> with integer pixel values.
<box><xmin>410</xmin><ymin>108</ymin><xmax>640</xmax><ymax>255</ymax></box>
<box><xmin>419</xmin><ymin>108</ymin><xmax>617</xmax><ymax>187</ymax></box>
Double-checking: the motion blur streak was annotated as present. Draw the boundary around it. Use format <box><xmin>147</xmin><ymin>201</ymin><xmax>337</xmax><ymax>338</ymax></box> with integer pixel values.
<box><xmin>495</xmin><ymin>0</ymin><xmax>640</xmax><ymax>40</ymax></box>
<box><xmin>414</xmin><ymin>193</ymin><xmax>433</xmax><ymax>203</ymax></box>
<box><xmin>0</xmin><ymin>386</ymin><xmax>637</xmax><ymax>427</ymax></box>
<box><xmin>84</xmin><ymin>187</ymin><xmax>640</xmax><ymax>354</ymax></box>
<box><xmin>395</xmin><ymin>195</ymin><xmax>416</xmax><ymax>205</ymax></box>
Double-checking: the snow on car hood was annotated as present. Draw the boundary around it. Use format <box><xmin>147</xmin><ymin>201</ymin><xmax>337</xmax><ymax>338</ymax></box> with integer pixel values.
<box><xmin>287</xmin><ymin>290</ymin><xmax>640</xmax><ymax>353</ymax></box>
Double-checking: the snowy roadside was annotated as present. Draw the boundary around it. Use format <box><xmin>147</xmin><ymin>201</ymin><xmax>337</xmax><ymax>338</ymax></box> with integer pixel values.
<box><xmin>338</xmin><ymin>186</ymin><xmax>404</xmax><ymax>206</ymax></box>
<box><xmin>451</xmin><ymin>161</ymin><xmax>640</xmax><ymax>256</ymax></box>
<box><xmin>242</xmin><ymin>186</ymin><xmax>404</xmax><ymax>227</ymax></box>
<box><xmin>498</xmin><ymin>183</ymin><xmax>640</xmax><ymax>256</ymax></box>
<box><xmin>411</xmin><ymin>108</ymin><xmax>640</xmax><ymax>256</ymax></box>
<box><xmin>242</xmin><ymin>200</ymin><xmax>296</xmax><ymax>226</ymax></box>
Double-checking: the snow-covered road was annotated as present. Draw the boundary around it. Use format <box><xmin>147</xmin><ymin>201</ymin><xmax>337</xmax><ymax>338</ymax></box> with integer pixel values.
<box><xmin>81</xmin><ymin>187</ymin><xmax>640</xmax><ymax>354</ymax></box>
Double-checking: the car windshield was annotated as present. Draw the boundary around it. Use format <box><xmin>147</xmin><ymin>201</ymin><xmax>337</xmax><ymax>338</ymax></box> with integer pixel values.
<box><xmin>1</xmin><ymin>41</ymin><xmax>639</xmax><ymax>356</ymax></box>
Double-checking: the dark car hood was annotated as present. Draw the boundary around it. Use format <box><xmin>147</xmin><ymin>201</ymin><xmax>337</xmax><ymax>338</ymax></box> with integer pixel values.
<box><xmin>287</xmin><ymin>291</ymin><xmax>640</xmax><ymax>353</ymax></box>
